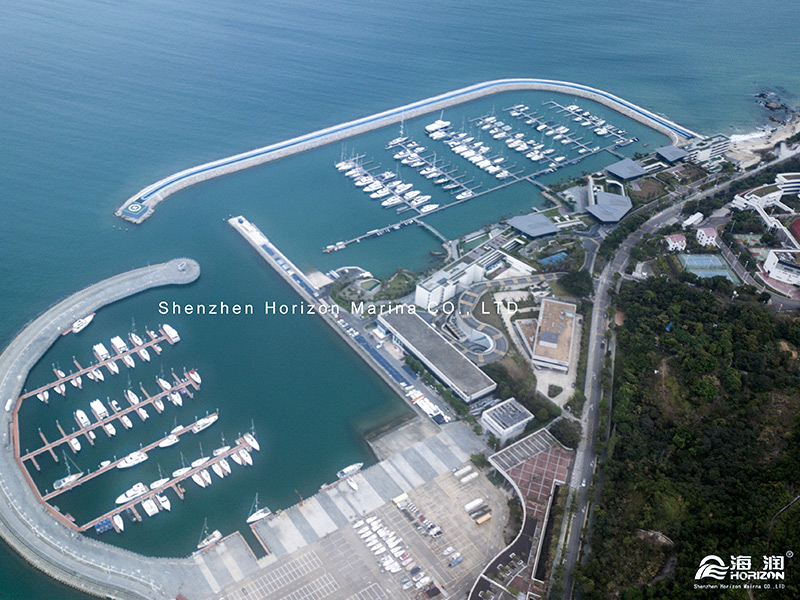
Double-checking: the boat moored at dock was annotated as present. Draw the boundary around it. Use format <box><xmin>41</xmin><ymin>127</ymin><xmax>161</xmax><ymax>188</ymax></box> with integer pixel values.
<box><xmin>115</xmin><ymin>482</ymin><xmax>148</xmax><ymax>505</ymax></box>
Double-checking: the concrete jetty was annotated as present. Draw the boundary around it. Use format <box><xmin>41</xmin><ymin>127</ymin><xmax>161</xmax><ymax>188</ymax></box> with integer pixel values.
<box><xmin>116</xmin><ymin>78</ymin><xmax>702</xmax><ymax>224</ymax></box>
<box><xmin>0</xmin><ymin>258</ymin><xmax>239</xmax><ymax>600</ymax></box>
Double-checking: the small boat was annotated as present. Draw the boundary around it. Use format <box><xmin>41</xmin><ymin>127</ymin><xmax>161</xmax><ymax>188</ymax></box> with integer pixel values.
<box><xmin>90</xmin><ymin>399</ymin><xmax>109</xmax><ymax>420</ymax></box>
<box><xmin>212</xmin><ymin>445</ymin><xmax>230</xmax><ymax>457</ymax></box>
<box><xmin>169</xmin><ymin>392</ymin><xmax>182</xmax><ymax>407</ymax></box>
<box><xmin>137</xmin><ymin>347</ymin><xmax>150</xmax><ymax>362</ymax></box>
<box><xmin>104</xmin><ymin>423</ymin><xmax>116</xmax><ymax>437</ymax></box>
<box><xmin>243</xmin><ymin>433</ymin><xmax>260</xmax><ymax>452</ymax></box>
<box><xmin>117</xmin><ymin>451</ymin><xmax>148</xmax><ymax>469</ymax></box>
<box><xmin>87</xmin><ymin>430</ymin><xmax>96</xmax><ymax>442</ymax></box>
<box><xmin>54</xmin><ymin>383</ymin><xmax>66</xmax><ymax>396</ymax></box>
<box><xmin>211</xmin><ymin>462</ymin><xmax>225</xmax><ymax>479</ymax></box>
<box><xmin>191</xmin><ymin>414</ymin><xmax>218</xmax><ymax>434</ymax></box>
<box><xmin>154</xmin><ymin>397</ymin><xmax>164</xmax><ymax>412</ymax></box>
<box><xmin>191</xmin><ymin>473</ymin><xmax>207</xmax><ymax>488</ymax></box>
<box><xmin>157</xmin><ymin>377</ymin><xmax>172</xmax><ymax>391</ymax></box>
<box><xmin>107</xmin><ymin>361</ymin><xmax>119</xmax><ymax>375</ymax></box>
<box><xmin>150</xmin><ymin>478</ymin><xmax>169</xmax><ymax>489</ymax></box>
<box><xmin>337</xmin><ymin>463</ymin><xmax>364</xmax><ymax>479</ymax></box>
<box><xmin>36</xmin><ymin>391</ymin><xmax>49</xmax><ymax>403</ymax></box>
<box><xmin>152</xmin><ymin>343</ymin><xmax>162</xmax><ymax>354</ymax></box>
<box><xmin>162</xmin><ymin>324</ymin><xmax>180</xmax><ymax>343</ymax></box>
<box><xmin>155</xmin><ymin>492</ymin><xmax>171</xmax><ymax>511</ymax></box>
<box><xmin>197</xmin><ymin>519</ymin><xmax>221</xmax><ymax>549</ymax></box>
<box><xmin>110</xmin><ymin>399</ymin><xmax>122</xmax><ymax>412</ymax></box>
<box><xmin>70</xmin><ymin>376</ymin><xmax>82</xmax><ymax>389</ymax></box>
<box><xmin>173</xmin><ymin>466</ymin><xmax>191</xmax><ymax>478</ymax></box>
<box><xmin>191</xmin><ymin>456</ymin><xmax>210</xmax><ymax>468</ymax></box>
<box><xmin>120</xmin><ymin>415</ymin><xmax>133</xmax><ymax>429</ymax></box>
<box><xmin>55</xmin><ymin>368</ymin><xmax>66</xmax><ymax>379</ymax></box>
<box><xmin>219</xmin><ymin>458</ymin><xmax>231</xmax><ymax>476</ymax></box>
<box><xmin>238</xmin><ymin>448</ymin><xmax>253</xmax><ymax>466</ymax></box>
<box><xmin>141</xmin><ymin>498</ymin><xmax>159</xmax><ymax>517</ymax></box>
<box><xmin>230</xmin><ymin>452</ymin><xmax>243</xmax><ymax>466</ymax></box>
<box><xmin>200</xmin><ymin>469</ymin><xmax>212</xmax><ymax>486</ymax></box>
<box><xmin>347</xmin><ymin>479</ymin><xmax>359</xmax><ymax>491</ymax></box>
<box><xmin>158</xmin><ymin>434</ymin><xmax>179</xmax><ymax>448</ymax></box>
<box><xmin>70</xmin><ymin>313</ymin><xmax>95</xmax><ymax>334</ymax></box>
<box><xmin>129</xmin><ymin>332</ymin><xmax>144</xmax><ymax>347</ymax></box>
<box><xmin>137</xmin><ymin>407</ymin><xmax>149</xmax><ymax>421</ymax></box>
<box><xmin>125</xmin><ymin>390</ymin><xmax>139</xmax><ymax>405</ymax></box>
<box><xmin>246</xmin><ymin>494</ymin><xmax>273</xmax><ymax>524</ymax></box>
<box><xmin>112</xmin><ymin>514</ymin><xmax>124</xmax><ymax>532</ymax></box>
<box><xmin>188</xmin><ymin>369</ymin><xmax>201</xmax><ymax>385</ymax></box>
<box><xmin>122</xmin><ymin>355</ymin><xmax>135</xmax><ymax>369</ymax></box>
<box><xmin>75</xmin><ymin>410</ymin><xmax>91</xmax><ymax>428</ymax></box>
<box><xmin>99</xmin><ymin>460</ymin><xmax>111</xmax><ymax>469</ymax></box>
<box><xmin>115</xmin><ymin>482</ymin><xmax>148</xmax><ymax>505</ymax></box>
<box><xmin>53</xmin><ymin>470</ymin><xmax>83</xmax><ymax>491</ymax></box>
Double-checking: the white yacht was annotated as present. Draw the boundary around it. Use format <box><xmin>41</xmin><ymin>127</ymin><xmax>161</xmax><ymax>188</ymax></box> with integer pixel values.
<box><xmin>162</xmin><ymin>324</ymin><xmax>180</xmax><ymax>343</ymax></box>
<box><xmin>122</xmin><ymin>355</ymin><xmax>135</xmax><ymax>369</ymax></box>
<box><xmin>169</xmin><ymin>392</ymin><xmax>183</xmax><ymax>407</ymax></box>
<box><xmin>158</xmin><ymin>434</ymin><xmax>179</xmax><ymax>448</ymax></box>
<box><xmin>238</xmin><ymin>448</ymin><xmax>253</xmax><ymax>466</ymax></box>
<box><xmin>115</xmin><ymin>482</ymin><xmax>148</xmax><ymax>505</ymax></box>
<box><xmin>120</xmin><ymin>415</ymin><xmax>133</xmax><ymax>429</ymax></box>
<box><xmin>89</xmin><ymin>399</ymin><xmax>109</xmax><ymax>420</ymax></box>
<box><xmin>107</xmin><ymin>360</ymin><xmax>119</xmax><ymax>375</ymax></box>
<box><xmin>75</xmin><ymin>410</ymin><xmax>91</xmax><ymax>428</ymax></box>
<box><xmin>188</xmin><ymin>369</ymin><xmax>202</xmax><ymax>385</ymax></box>
<box><xmin>117</xmin><ymin>451</ymin><xmax>148</xmax><ymax>469</ymax></box>
<box><xmin>141</xmin><ymin>498</ymin><xmax>159</xmax><ymax>517</ymax></box>
<box><xmin>155</xmin><ymin>492</ymin><xmax>171</xmax><ymax>511</ymax></box>
<box><xmin>104</xmin><ymin>423</ymin><xmax>116</xmax><ymax>437</ymax></box>
<box><xmin>243</xmin><ymin>433</ymin><xmax>260</xmax><ymax>452</ymax></box>
<box><xmin>137</xmin><ymin>347</ymin><xmax>151</xmax><ymax>362</ymax></box>
<box><xmin>137</xmin><ymin>407</ymin><xmax>149</xmax><ymax>421</ymax></box>
<box><xmin>191</xmin><ymin>414</ymin><xmax>218</xmax><ymax>434</ymax></box>
<box><xmin>157</xmin><ymin>377</ymin><xmax>172</xmax><ymax>391</ymax></box>
<box><xmin>69</xmin><ymin>438</ymin><xmax>81</xmax><ymax>452</ymax></box>
<box><xmin>129</xmin><ymin>332</ymin><xmax>144</xmax><ymax>347</ymax></box>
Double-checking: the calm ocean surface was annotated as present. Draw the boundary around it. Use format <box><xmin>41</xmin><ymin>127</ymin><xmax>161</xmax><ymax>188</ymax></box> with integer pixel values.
<box><xmin>1</xmin><ymin>0</ymin><xmax>798</xmax><ymax>596</ymax></box>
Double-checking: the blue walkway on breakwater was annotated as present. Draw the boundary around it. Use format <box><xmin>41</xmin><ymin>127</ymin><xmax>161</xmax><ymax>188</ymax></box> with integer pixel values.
<box><xmin>116</xmin><ymin>78</ymin><xmax>701</xmax><ymax>223</ymax></box>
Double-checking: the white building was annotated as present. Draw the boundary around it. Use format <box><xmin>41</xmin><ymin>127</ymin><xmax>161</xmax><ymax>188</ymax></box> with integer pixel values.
<box><xmin>480</xmin><ymin>398</ymin><xmax>534</xmax><ymax>445</ymax></box>
<box><xmin>696</xmin><ymin>228</ymin><xmax>718</xmax><ymax>247</ymax></box>
<box><xmin>682</xmin><ymin>212</ymin><xmax>704</xmax><ymax>228</ymax></box>
<box><xmin>731</xmin><ymin>182</ymin><xmax>800</xmax><ymax>250</ymax></box>
<box><xmin>414</xmin><ymin>262</ymin><xmax>484</xmax><ymax>308</ymax></box>
<box><xmin>764</xmin><ymin>250</ymin><xmax>800</xmax><ymax>285</ymax></box>
<box><xmin>664</xmin><ymin>234</ymin><xmax>686</xmax><ymax>252</ymax></box>
<box><xmin>532</xmin><ymin>299</ymin><xmax>577</xmax><ymax>372</ymax></box>
<box><xmin>777</xmin><ymin>173</ymin><xmax>800</xmax><ymax>198</ymax></box>
<box><xmin>686</xmin><ymin>134</ymin><xmax>730</xmax><ymax>165</ymax></box>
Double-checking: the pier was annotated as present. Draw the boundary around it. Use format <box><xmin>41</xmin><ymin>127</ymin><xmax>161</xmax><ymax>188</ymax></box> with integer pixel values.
<box><xmin>116</xmin><ymin>78</ymin><xmax>701</xmax><ymax>224</ymax></box>
<box><xmin>21</xmin><ymin>373</ymin><xmax>199</xmax><ymax>468</ymax></box>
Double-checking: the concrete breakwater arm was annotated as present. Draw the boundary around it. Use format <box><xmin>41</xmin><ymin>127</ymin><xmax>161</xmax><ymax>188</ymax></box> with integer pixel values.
<box><xmin>116</xmin><ymin>78</ymin><xmax>702</xmax><ymax>224</ymax></box>
<box><xmin>0</xmin><ymin>258</ymin><xmax>212</xmax><ymax>600</ymax></box>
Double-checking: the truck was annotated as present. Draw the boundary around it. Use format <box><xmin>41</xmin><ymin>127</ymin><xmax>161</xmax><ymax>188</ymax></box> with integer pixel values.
<box><xmin>475</xmin><ymin>513</ymin><xmax>492</xmax><ymax>526</ymax></box>
<box><xmin>463</xmin><ymin>498</ymin><xmax>483</xmax><ymax>513</ymax></box>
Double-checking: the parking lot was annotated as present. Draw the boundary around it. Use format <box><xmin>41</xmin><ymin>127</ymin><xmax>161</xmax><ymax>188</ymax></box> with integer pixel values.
<box><xmin>211</xmin><ymin>464</ymin><xmax>507</xmax><ymax>600</ymax></box>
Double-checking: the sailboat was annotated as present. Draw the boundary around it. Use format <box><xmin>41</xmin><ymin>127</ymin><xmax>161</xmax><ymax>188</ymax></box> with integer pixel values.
<box><xmin>246</xmin><ymin>493</ymin><xmax>273</xmax><ymax>524</ymax></box>
<box><xmin>197</xmin><ymin>518</ymin><xmax>222</xmax><ymax>549</ymax></box>
<box><xmin>53</xmin><ymin>452</ymin><xmax>83</xmax><ymax>491</ymax></box>
<box><xmin>150</xmin><ymin>464</ymin><xmax>169</xmax><ymax>489</ymax></box>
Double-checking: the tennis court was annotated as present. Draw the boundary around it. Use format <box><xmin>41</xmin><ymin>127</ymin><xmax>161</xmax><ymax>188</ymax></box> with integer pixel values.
<box><xmin>678</xmin><ymin>253</ymin><xmax>740</xmax><ymax>284</ymax></box>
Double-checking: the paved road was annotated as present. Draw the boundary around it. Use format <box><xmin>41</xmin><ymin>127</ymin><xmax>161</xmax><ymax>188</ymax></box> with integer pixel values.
<box><xmin>557</xmin><ymin>147</ymin><xmax>800</xmax><ymax>598</ymax></box>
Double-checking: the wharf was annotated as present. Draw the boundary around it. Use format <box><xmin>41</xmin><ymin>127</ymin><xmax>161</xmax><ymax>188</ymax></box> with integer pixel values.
<box><xmin>77</xmin><ymin>434</ymin><xmax>255</xmax><ymax>533</ymax></box>
<box><xmin>21</xmin><ymin>372</ymin><xmax>200</xmax><ymax>469</ymax></box>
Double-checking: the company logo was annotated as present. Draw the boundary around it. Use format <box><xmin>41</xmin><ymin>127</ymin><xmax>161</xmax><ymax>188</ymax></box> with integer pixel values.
<box><xmin>695</xmin><ymin>555</ymin><xmax>729</xmax><ymax>580</ymax></box>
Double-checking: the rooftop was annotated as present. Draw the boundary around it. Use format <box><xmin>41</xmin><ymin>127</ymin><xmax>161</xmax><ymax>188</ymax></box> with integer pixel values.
<box><xmin>586</xmin><ymin>190</ymin><xmax>632</xmax><ymax>223</ymax></box>
<box><xmin>655</xmin><ymin>145</ymin><xmax>688</xmax><ymax>163</ymax></box>
<box><xmin>747</xmin><ymin>183</ymin><xmax>781</xmax><ymax>198</ymax></box>
<box><xmin>605</xmin><ymin>157</ymin><xmax>647</xmax><ymax>181</ymax></box>
<box><xmin>778</xmin><ymin>173</ymin><xmax>800</xmax><ymax>182</ymax></box>
<box><xmin>698</xmin><ymin>227</ymin><xmax>718</xmax><ymax>237</ymax></box>
<box><xmin>507</xmin><ymin>213</ymin><xmax>559</xmax><ymax>239</ymax></box>
<box><xmin>666</xmin><ymin>234</ymin><xmax>686</xmax><ymax>243</ymax></box>
<box><xmin>483</xmin><ymin>398</ymin><xmax>533</xmax><ymax>430</ymax></box>
<box><xmin>532</xmin><ymin>298</ymin><xmax>577</xmax><ymax>365</ymax></box>
<box><xmin>378</xmin><ymin>310</ymin><xmax>496</xmax><ymax>400</ymax></box>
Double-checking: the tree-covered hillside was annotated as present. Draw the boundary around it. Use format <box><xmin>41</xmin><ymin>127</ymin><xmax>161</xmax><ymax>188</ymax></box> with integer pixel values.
<box><xmin>580</xmin><ymin>278</ymin><xmax>800</xmax><ymax>599</ymax></box>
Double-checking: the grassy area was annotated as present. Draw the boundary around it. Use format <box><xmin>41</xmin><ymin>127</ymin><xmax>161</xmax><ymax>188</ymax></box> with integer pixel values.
<box><xmin>359</xmin><ymin>278</ymin><xmax>380</xmax><ymax>291</ymax></box>
<box><xmin>541</xmin><ymin>207</ymin><xmax>562</xmax><ymax>218</ymax></box>
<box><xmin>373</xmin><ymin>269</ymin><xmax>416</xmax><ymax>301</ymax></box>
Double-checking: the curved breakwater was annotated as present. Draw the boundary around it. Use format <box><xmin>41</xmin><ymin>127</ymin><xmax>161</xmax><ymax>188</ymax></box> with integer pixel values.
<box><xmin>116</xmin><ymin>78</ymin><xmax>702</xmax><ymax>224</ymax></box>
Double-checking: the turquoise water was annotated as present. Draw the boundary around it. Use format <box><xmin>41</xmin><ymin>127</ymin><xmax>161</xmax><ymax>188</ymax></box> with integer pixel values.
<box><xmin>2</xmin><ymin>0</ymin><xmax>799</xmax><ymax>597</ymax></box>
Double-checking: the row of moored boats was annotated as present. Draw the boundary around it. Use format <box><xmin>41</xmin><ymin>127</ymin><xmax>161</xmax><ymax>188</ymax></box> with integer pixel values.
<box><xmin>335</xmin><ymin>159</ymin><xmax>440</xmax><ymax>214</ymax></box>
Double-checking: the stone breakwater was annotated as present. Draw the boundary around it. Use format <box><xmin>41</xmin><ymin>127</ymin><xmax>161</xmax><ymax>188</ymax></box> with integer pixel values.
<box><xmin>116</xmin><ymin>78</ymin><xmax>701</xmax><ymax>224</ymax></box>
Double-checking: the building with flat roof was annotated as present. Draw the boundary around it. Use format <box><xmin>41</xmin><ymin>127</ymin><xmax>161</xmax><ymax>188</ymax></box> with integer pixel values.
<box><xmin>665</xmin><ymin>234</ymin><xmax>686</xmax><ymax>252</ymax></box>
<box><xmin>586</xmin><ymin>190</ymin><xmax>632</xmax><ymax>223</ymax></box>
<box><xmin>764</xmin><ymin>250</ymin><xmax>800</xmax><ymax>285</ymax></box>
<box><xmin>696</xmin><ymin>227</ymin><xmax>718</xmax><ymax>247</ymax></box>
<box><xmin>507</xmin><ymin>213</ymin><xmax>559</xmax><ymax>239</ymax></box>
<box><xmin>777</xmin><ymin>173</ymin><xmax>800</xmax><ymax>197</ymax></box>
<box><xmin>414</xmin><ymin>232</ymin><xmax>515</xmax><ymax>308</ymax></box>
<box><xmin>655</xmin><ymin>145</ymin><xmax>688</xmax><ymax>163</ymax></box>
<box><xmin>686</xmin><ymin>134</ymin><xmax>730</xmax><ymax>166</ymax></box>
<box><xmin>378</xmin><ymin>310</ymin><xmax>497</xmax><ymax>403</ymax></box>
<box><xmin>480</xmin><ymin>398</ymin><xmax>534</xmax><ymax>444</ymax></box>
<box><xmin>605</xmin><ymin>157</ymin><xmax>647</xmax><ymax>181</ymax></box>
<box><xmin>532</xmin><ymin>298</ymin><xmax>577</xmax><ymax>372</ymax></box>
